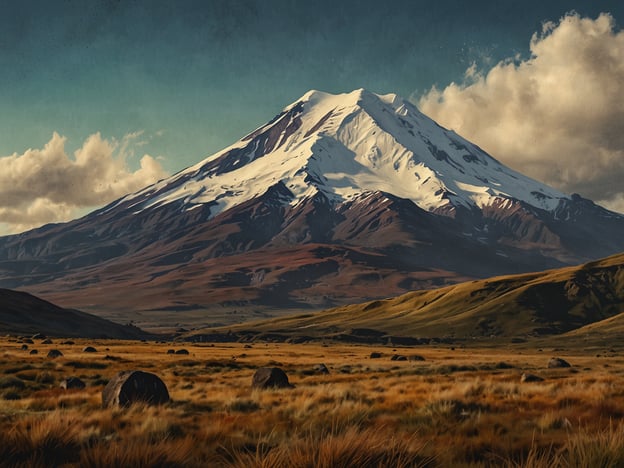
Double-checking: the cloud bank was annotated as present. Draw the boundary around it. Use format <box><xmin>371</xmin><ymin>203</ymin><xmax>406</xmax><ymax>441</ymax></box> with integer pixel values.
<box><xmin>0</xmin><ymin>132</ymin><xmax>168</xmax><ymax>234</ymax></box>
<box><xmin>419</xmin><ymin>12</ymin><xmax>624</xmax><ymax>213</ymax></box>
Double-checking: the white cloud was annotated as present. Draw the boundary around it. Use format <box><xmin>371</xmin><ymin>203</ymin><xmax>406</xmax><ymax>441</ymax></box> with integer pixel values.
<box><xmin>418</xmin><ymin>12</ymin><xmax>624</xmax><ymax>213</ymax></box>
<box><xmin>0</xmin><ymin>132</ymin><xmax>169</xmax><ymax>234</ymax></box>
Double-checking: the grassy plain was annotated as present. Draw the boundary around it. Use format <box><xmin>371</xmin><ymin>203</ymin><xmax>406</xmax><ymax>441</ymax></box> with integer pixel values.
<box><xmin>1</xmin><ymin>336</ymin><xmax>624</xmax><ymax>467</ymax></box>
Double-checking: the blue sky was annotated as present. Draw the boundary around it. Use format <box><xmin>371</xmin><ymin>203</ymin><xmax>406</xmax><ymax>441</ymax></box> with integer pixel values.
<box><xmin>1</xmin><ymin>1</ymin><xmax>624</xmax><ymax>233</ymax></box>
<box><xmin>1</xmin><ymin>0</ymin><xmax>619</xmax><ymax>170</ymax></box>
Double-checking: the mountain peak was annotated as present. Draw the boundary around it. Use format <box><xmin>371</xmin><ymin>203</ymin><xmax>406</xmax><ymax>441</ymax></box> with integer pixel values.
<box><xmin>120</xmin><ymin>88</ymin><xmax>572</xmax><ymax>220</ymax></box>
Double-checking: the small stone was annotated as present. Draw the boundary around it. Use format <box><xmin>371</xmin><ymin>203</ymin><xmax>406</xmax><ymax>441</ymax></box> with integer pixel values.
<box><xmin>390</xmin><ymin>354</ymin><xmax>407</xmax><ymax>361</ymax></box>
<box><xmin>47</xmin><ymin>349</ymin><xmax>63</xmax><ymax>358</ymax></box>
<box><xmin>521</xmin><ymin>373</ymin><xmax>544</xmax><ymax>383</ymax></box>
<box><xmin>313</xmin><ymin>363</ymin><xmax>330</xmax><ymax>374</ymax></box>
<box><xmin>60</xmin><ymin>377</ymin><xmax>86</xmax><ymax>389</ymax></box>
<box><xmin>548</xmin><ymin>357</ymin><xmax>571</xmax><ymax>368</ymax></box>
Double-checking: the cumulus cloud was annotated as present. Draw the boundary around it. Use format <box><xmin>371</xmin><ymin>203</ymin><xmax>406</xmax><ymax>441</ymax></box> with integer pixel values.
<box><xmin>0</xmin><ymin>132</ymin><xmax>169</xmax><ymax>234</ymax></box>
<box><xmin>418</xmin><ymin>12</ymin><xmax>624</xmax><ymax>213</ymax></box>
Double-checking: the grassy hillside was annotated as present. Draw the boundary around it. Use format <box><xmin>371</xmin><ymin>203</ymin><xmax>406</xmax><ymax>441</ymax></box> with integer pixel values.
<box><xmin>195</xmin><ymin>253</ymin><xmax>624</xmax><ymax>341</ymax></box>
<box><xmin>0</xmin><ymin>289</ymin><xmax>148</xmax><ymax>339</ymax></box>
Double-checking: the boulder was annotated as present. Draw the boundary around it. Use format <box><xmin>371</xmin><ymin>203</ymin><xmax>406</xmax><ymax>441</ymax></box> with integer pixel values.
<box><xmin>369</xmin><ymin>352</ymin><xmax>382</xmax><ymax>359</ymax></box>
<box><xmin>102</xmin><ymin>370</ymin><xmax>170</xmax><ymax>408</ymax></box>
<box><xmin>29</xmin><ymin>349</ymin><xmax>38</xmax><ymax>355</ymax></box>
<box><xmin>252</xmin><ymin>367</ymin><xmax>293</xmax><ymax>389</ymax></box>
<box><xmin>62</xmin><ymin>340</ymin><xmax>75</xmax><ymax>345</ymax></box>
<box><xmin>22</xmin><ymin>338</ymin><xmax>34</xmax><ymax>344</ymax></box>
<box><xmin>548</xmin><ymin>357</ymin><xmax>571</xmax><ymax>368</ymax></box>
<box><xmin>83</xmin><ymin>346</ymin><xmax>97</xmax><ymax>353</ymax></box>
<box><xmin>60</xmin><ymin>377</ymin><xmax>86</xmax><ymax>390</ymax></box>
<box><xmin>20</xmin><ymin>344</ymin><xmax>28</xmax><ymax>351</ymax></box>
<box><xmin>521</xmin><ymin>373</ymin><xmax>544</xmax><ymax>383</ymax></box>
<box><xmin>41</xmin><ymin>339</ymin><xmax>53</xmax><ymax>344</ymax></box>
<box><xmin>166</xmin><ymin>349</ymin><xmax>175</xmax><ymax>354</ymax></box>
<box><xmin>47</xmin><ymin>349</ymin><xmax>63</xmax><ymax>358</ymax></box>
<box><xmin>175</xmin><ymin>349</ymin><xmax>190</xmax><ymax>355</ymax></box>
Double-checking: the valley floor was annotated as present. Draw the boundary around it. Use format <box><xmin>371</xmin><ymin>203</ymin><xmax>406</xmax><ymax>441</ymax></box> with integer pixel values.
<box><xmin>1</xmin><ymin>337</ymin><xmax>624</xmax><ymax>467</ymax></box>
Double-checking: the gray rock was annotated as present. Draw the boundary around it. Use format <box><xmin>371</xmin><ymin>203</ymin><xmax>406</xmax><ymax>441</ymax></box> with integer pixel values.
<box><xmin>548</xmin><ymin>357</ymin><xmax>571</xmax><ymax>368</ymax></box>
<box><xmin>102</xmin><ymin>370</ymin><xmax>170</xmax><ymax>408</ymax></box>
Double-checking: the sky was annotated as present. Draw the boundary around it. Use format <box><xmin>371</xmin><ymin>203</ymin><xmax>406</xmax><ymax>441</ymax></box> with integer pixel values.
<box><xmin>1</xmin><ymin>0</ymin><xmax>624</xmax><ymax>234</ymax></box>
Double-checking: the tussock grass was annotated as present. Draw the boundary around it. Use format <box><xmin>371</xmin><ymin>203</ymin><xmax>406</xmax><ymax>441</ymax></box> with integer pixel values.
<box><xmin>1</xmin><ymin>338</ymin><xmax>624</xmax><ymax>466</ymax></box>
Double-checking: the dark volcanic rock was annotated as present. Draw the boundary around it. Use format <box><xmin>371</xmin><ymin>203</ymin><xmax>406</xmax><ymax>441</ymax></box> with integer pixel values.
<box><xmin>369</xmin><ymin>352</ymin><xmax>382</xmax><ymax>359</ymax></box>
<box><xmin>391</xmin><ymin>354</ymin><xmax>408</xmax><ymax>361</ymax></box>
<box><xmin>20</xmin><ymin>344</ymin><xmax>28</xmax><ymax>350</ymax></box>
<box><xmin>47</xmin><ymin>349</ymin><xmax>63</xmax><ymax>358</ymax></box>
<box><xmin>166</xmin><ymin>349</ymin><xmax>175</xmax><ymax>354</ymax></box>
<box><xmin>175</xmin><ymin>349</ymin><xmax>190</xmax><ymax>355</ymax></box>
<box><xmin>102</xmin><ymin>370</ymin><xmax>170</xmax><ymax>408</ymax></box>
<box><xmin>521</xmin><ymin>373</ymin><xmax>544</xmax><ymax>383</ymax></box>
<box><xmin>60</xmin><ymin>377</ymin><xmax>86</xmax><ymax>389</ymax></box>
<box><xmin>251</xmin><ymin>367</ymin><xmax>293</xmax><ymax>389</ymax></box>
<box><xmin>548</xmin><ymin>357</ymin><xmax>571</xmax><ymax>368</ymax></box>
<box><xmin>29</xmin><ymin>349</ymin><xmax>38</xmax><ymax>355</ymax></box>
<box><xmin>83</xmin><ymin>346</ymin><xmax>97</xmax><ymax>353</ymax></box>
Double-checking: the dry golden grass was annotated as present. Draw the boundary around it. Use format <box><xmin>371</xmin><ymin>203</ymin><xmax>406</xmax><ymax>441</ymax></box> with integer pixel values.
<box><xmin>2</xmin><ymin>336</ymin><xmax>624</xmax><ymax>466</ymax></box>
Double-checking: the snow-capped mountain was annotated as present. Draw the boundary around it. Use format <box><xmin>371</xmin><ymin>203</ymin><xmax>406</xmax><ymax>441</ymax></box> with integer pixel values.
<box><xmin>1</xmin><ymin>89</ymin><xmax>623</xmax><ymax>325</ymax></box>
<box><xmin>111</xmin><ymin>88</ymin><xmax>567</xmax><ymax>220</ymax></box>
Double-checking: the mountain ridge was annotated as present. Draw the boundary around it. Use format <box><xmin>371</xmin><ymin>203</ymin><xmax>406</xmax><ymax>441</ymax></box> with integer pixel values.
<box><xmin>1</xmin><ymin>88</ymin><xmax>623</xmax><ymax>326</ymax></box>
<box><xmin>187</xmin><ymin>251</ymin><xmax>624</xmax><ymax>342</ymax></box>
<box><xmin>0</xmin><ymin>288</ymin><xmax>148</xmax><ymax>339</ymax></box>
